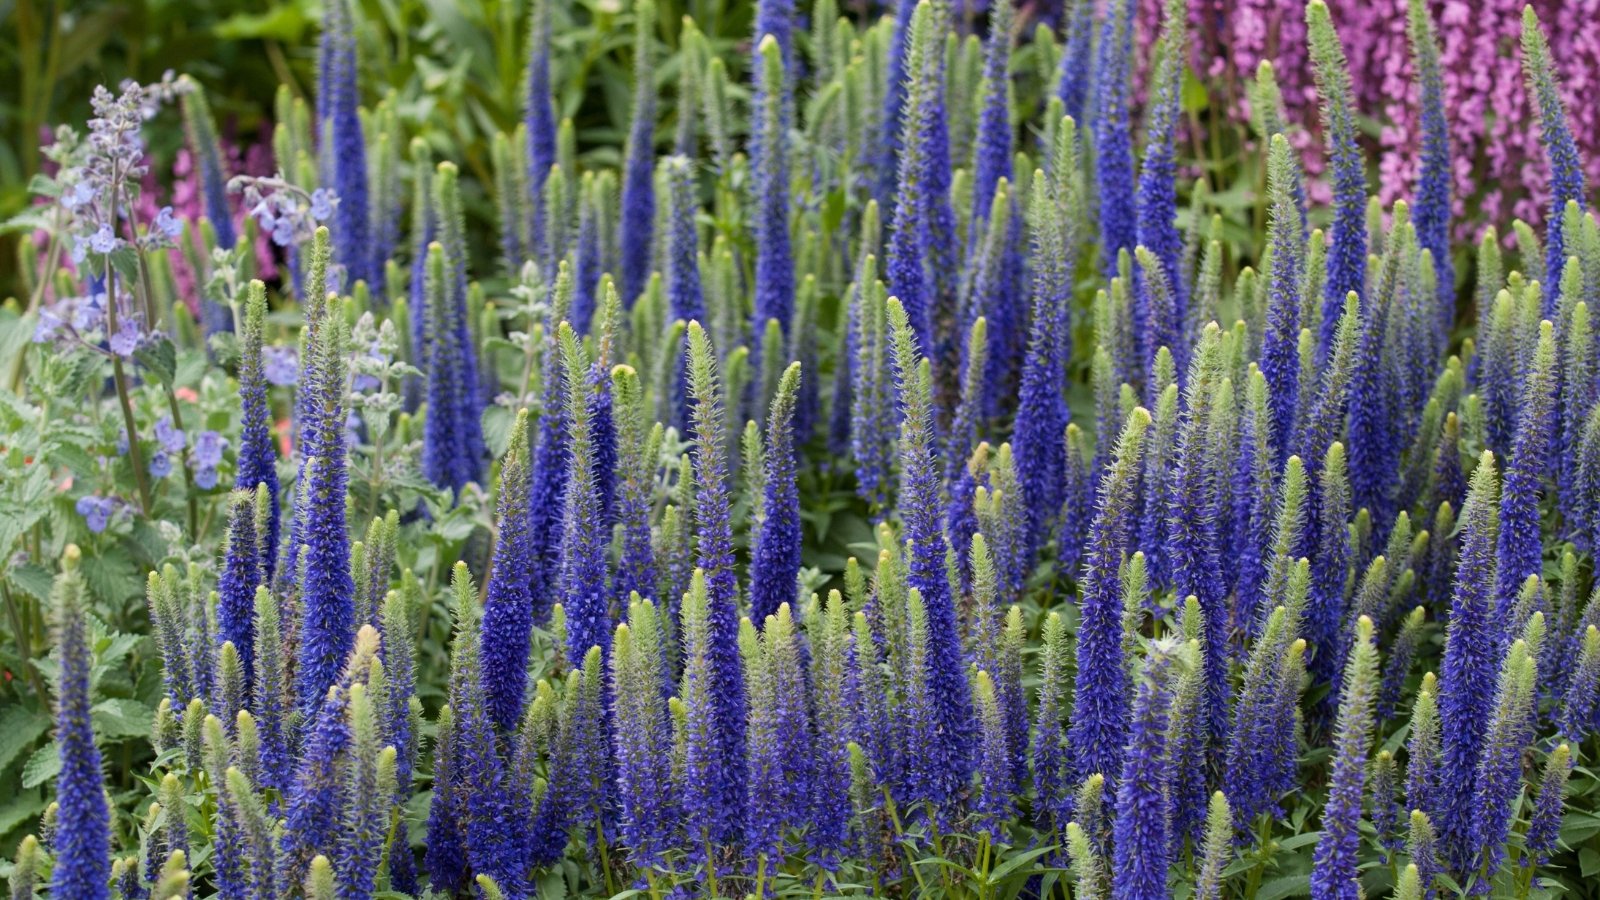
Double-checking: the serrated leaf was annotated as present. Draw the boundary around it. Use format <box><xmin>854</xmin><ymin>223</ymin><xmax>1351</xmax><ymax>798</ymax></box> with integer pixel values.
<box><xmin>482</xmin><ymin>404</ymin><xmax>515</xmax><ymax>459</ymax></box>
<box><xmin>21</xmin><ymin>741</ymin><xmax>61</xmax><ymax>789</ymax></box>
<box><xmin>0</xmin><ymin>309</ymin><xmax>37</xmax><ymax>366</ymax></box>
<box><xmin>96</xmin><ymin>633</ymin><xmax>143</xmax><ymax>667</ymax></box>
<box><xmin>92</xmin><ymin>698</ymin><xmax>152</xmax><ymax>740</ymax></box>
<box><xmin>0</xmin><ymin>792</ymin><xmax>47</xmax><ymax>838</ymax></box>
<box><xmin>0</xmin><ymin>707</ymin><xmax>49</xmax><ymax>775</ymax></box>
<box><xmin>1256</xmin><ymin>874</ymin><xmax>1311</xmax><ymax>900</ymax></box>
<box><xmin>1</xmin><ymin>209</ymin><xmax>53</xmax><ymax>239</ymax></box>
<box><xmin>133</xmin><ymin>336</ymin><xmax>178</xmax><ymax>386</ymax></box>
<box><xmin>108</xmin><ymin>246</ymin><xmax>141</xmax><ymax>284</ymax></box>
<box><xmin>80</xmin><ymin>551</ymin><xmax>143</xmax><ymax>607</ymax></box>
<box><xmin>5</xmin><ymin>562</ymin><xmax>55</xmax><ymax>601</ymax></box>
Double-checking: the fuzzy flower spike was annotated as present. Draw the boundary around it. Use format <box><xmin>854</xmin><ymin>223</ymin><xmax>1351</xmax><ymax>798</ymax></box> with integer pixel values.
<box><xmin>49</xmin><ymin>546</ymin><xmax>111</xmax><ymax>900</ymax></box>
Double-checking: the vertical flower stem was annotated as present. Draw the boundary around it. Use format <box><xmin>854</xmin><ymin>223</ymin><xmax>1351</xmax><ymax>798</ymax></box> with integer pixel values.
<box><xmin>975</xmin><ymin>832</ymin><xmax>992</xmax><ymax>900</ymax></box>
<box><xmin>591</xmin><ymin>811</ymin><xmax>617</xmax><ymax>896</ymax></box>
<box><xmin>2</xmin><ymin>583</ymin><xmax>46</xmax><ymax>699</ymax></box>
<box><xmin>703</xmin><ymin>832</ymin><xmax>720</xmax><ymax>899</ymax></box>
<box><xmin>104</xmin><ymin>265</ymin><xmax>154</xmax><ymax>516</ymax></box>
<box><xmin>879</xmin><ymin>787</ymin><xmax>928</xmax><ymax>894</ymax></box>
<box><xmin>1244</xmin><ymin>814</ymin><xmax>1273</xmax><ymax>898</ymax></box>
<box><xmin>926</xmin><ymin>803</ymin><xmax>949</xmax><ymax>890</ymax></box>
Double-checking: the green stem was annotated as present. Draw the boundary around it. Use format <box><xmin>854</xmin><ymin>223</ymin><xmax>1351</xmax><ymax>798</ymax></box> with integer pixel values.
<box><xmin>927</xmin><ymin>802</ymin><xmax>949</xmax><ymax>890</ymax></box>
<box><xmin>754</xmin><ymin>853</ymin><xmax>767</xmax><ymax>900</ymax></box>
<box><xmin>2</xmin><ymin>584</ymin><xmax>47</xmax><ymax>700</ymax></box>
<box><xmin>975</xmin><ymin>832</ymin><xmax>991</xmax><ymax>900</ymax></box>
<box><xmin>102</xmin><ymin>264</ymin><xmax>154</xmax><ymax>515</ymax></box>
<box><xmin>1244</xmin><ymin>814</ymin><xmax>1272</xmax><ymax>899</ymax></box>
<box><xmin>593</xmin><ymin>813</ymin><xmax>617</xmax><ymax>896</ymax></box>
<box><xmin>880</xmin><ymin>786</ymin><xmax>928</xmax><ymax>894</ymax></box>
<box><xmin>703</xmin><ymin>831</ymin><xmax>720</xmax><ymax>899</ymax></box>
<box><xmin>112</xmin><ymin>359</ymin><xmax>154</xmax><ymax>516</ymax></box>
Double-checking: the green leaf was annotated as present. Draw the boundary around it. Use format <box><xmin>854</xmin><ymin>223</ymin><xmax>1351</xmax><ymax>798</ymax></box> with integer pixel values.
<box><xmin>0</xmin><ymin>707</ymin><xmax>49</xmax><ymax>775</ymax></box>
<box><xmin>92</xmin><ymin>698</ymin><xmax>152</xmax><ymax>739</ymax></box>
<box><xmin>214</xmin><ymin>4</ymin><xmax>313</xmax><ymax>41</ymax></box>
<box><xmin>822</xmin><ymin>189</ymin><xmax>847</xmax><ymax>234</ymax></box>
<box><xmin>81</xmin><ymin>551</ymin><xmax>144</xmax><ymax>608</ymax></box>
<box><xmin>0</xmin><ymin>792</ymin><xmax>46</xmax><ymax>839</ymax></box>
<box><xmin>26</xmin><ymin>174</ymin><xmax>59</xmax><ymax>198</ymax></box>
<box><xmin>1256</xmin><ymin>874</ymin><xmax>1312</xmax><ymax>900</ymax></box>
<box><xmin>1181</xmin><ymin>65</ymin><xmax>1209</xmax><ymax>114</ymax></box>
<box><xmin>1580</xmin><ymin>848</ymin><xmax>1600</xmax><ymax>879</ymax></box>
<box><xmin>482</xmin><ymin>404</ymin><xmax>515</xmax><ymax>459</ymax></box>
<box><xmin>107</xmin><ymin>247</ymin><xmax>141</xmax><ymax>285</ymax></box>
<box><xmin>133</xmin><ymin>336</ymin><xmax>178</xmax><ymax>387</ymax></box>
<box><xmin>1275</xmin><ymin>831</ymin><xmax>1324</xmax><ymax>851</ymax></box>
<box><xmin>21</xmin><ymin>741</ymin><xmax>61</xmax><ymax>789</ymax></box>
<box><xmin>986</xmin><ymin>844</ymin><xmax>1058</xmax><ymax>884</ymax></box>
<box><xmin>5</xmin><ymin>562</ymin><xmax>55</xmax><ymax>602</ymax></box>
<box><xmin>535</xmin><ymin>870</ymin><xmax>567</xmax><ymax>900</ymax></box>
<box><xmin>0</xmin><ymin>311</ymin><xmax>36</xmax><ymax>378</ymax></box>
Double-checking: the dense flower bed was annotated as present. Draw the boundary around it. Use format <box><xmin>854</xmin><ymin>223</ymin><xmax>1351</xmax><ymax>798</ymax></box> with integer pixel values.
<box><xmin>3</xmin><ymin>0</ymin><xmax>1600</xmax><ymax>897</ymax></box>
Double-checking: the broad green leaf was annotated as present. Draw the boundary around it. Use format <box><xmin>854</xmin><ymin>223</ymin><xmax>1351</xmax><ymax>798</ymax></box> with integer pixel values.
<box><xmin>1256</xmin><ymin>874</ymin><xmax>1312</xmax><ymax>900</ymax></box>
<box><xmin>92</xmin><ymin>698</ymin><xmax>152</xmax><ymax>740</ymax></box>
<box><xmin>0</xmin><ymin>707</ymin><xmax>49</xmax><ymax>775</ymax></box>
<box><xmin>21</xmin><ymin>741</ymin><xmax>60</xmax><ymax>789</ymax></box>
<box><xmin>0</xmin><ymin>792</ymin><xmax>46</xmax><ymax>839</ymax></box>
<box><xmin>1275</xmin><ymin>831</ymin><xmax>1324</xmax><ymax>851</ymax></box>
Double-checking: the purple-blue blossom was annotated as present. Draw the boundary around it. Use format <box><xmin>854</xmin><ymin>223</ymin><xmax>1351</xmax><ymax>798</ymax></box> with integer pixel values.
<box><xmin>75</xmin><ymin>495</ymin><xmax>116</xmax><ymax>533</ymax></box>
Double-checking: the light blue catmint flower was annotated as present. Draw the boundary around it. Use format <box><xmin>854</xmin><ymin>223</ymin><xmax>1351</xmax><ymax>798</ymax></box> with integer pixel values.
<box><xmin>62</xmin><ymin>179</ymin><xmax>94</xmax><ymax>210</ymax></box>
<box><xmin>75</xmin><ymin>496</ymin><xmax>114</xmax><ymax>533</ymax></box>
<box><xmin>311</xmin><ymin>187</ymin><xmax>336</xmax><ymax>222</ymax></box>
<box><xmin>89</xmin><ymin>223</ymin><xmax>118</xmax><ymax>254</ymax></box>
<box><xmin>193</xmin><ymin>430</ymin><xmax>227</xmax><ymax>468</ymax></box>
<box><xmin>34</xmin><ymin>309</ymin><xmax>66</xmax><ymax>343</ymax></box>
<box><xmin>109</xmin><ymin>316</ymin><xmax>143</xmax><ymax>357</ymax></box>
<box><xmin>154</xmin><ymin>205</ymin><xmax>183</xmax><ymax>239</ymax></box>
<box><xmin>155</xmin><ymin>416</ymin><xmax>186</xmax><ymax>454</ymax></box>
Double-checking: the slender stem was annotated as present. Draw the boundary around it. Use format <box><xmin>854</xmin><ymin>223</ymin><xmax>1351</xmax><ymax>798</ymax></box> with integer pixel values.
<box><xmin>880</xmin><ymin>786</ymin><xmax>928</xmax><ymax>894</ymax></box>
<box><xmin>926</xmin><ymin>803</ymin><xmax>949</xmax><ymax>889</ymax></box>
<box><xmin>105</xmin><ymin>267</ymin><xmax>155</xmax><ymax>516</ymax></box>
<box><xmin>754</xmin><ymin>853</ymin><xmax>767</xmax><ymax>899</ymax></box>
<box><xmin>703</xmin><ymin>831</ymin><xmax>720</xmax><ymax>899</ymax></box>
<box><xmin>2</xmin><ymin>584</ymin><xmax>47</xmax><ymax>700</ymax></box>
<box><xmin>592</xmin><ymin>811</ymin><xmax>617</xmax><ymax>896</ymax></box>
<box><xmin>975</xmin><ymin>832</ymin><xmax>991</xmax><ymax>900</ymax></box>
<box><xmin>1244</xmin><ymin>814</ymin><xmax>1273</xmax><ymax>899</ymax></box>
